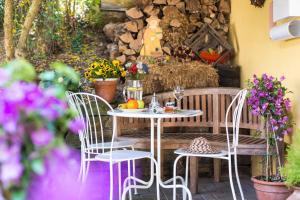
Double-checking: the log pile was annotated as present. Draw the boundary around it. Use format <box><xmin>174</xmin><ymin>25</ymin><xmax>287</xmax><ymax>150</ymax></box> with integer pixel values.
<box><xmin>103</xmin><ymin>0</ymin><xmax>231</xmax><ymax>63</ymax></box>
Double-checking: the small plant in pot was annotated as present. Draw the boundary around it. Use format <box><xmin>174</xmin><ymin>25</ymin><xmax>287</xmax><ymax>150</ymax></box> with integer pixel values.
<box><xmin>282</xmin><ymin>130</ymin><xmax>300</xmax><ymax>200</ymax></box>
<box><xmin>84</xmin><ymin>58</ymin><xmax>126</xmax><ymax>103</ymax></box>
<box><xmin>247</xmin><ymin>74</ymin><xmax>293</xmax><ymax>200</ymax></box>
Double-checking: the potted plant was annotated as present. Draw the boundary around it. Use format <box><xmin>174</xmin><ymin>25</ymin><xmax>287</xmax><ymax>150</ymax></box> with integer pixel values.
<box><xmin>247</xmin><ymin>74</ymin><xmax>293</xmax><ymax>200</ymax></box>
<box><xmin>84</xmin><ymin>58</ymin><xmax>126</xmax><ymax>103</ymax></box>
<box><xmin>282</xmin><ymin>130</ymin><xmax>300</xmax><ymax>200</ymax></box>
<box><xmin>122</xmin><ymin>62</ymin><xmax>149</xmax><ymax>102</ymax></box>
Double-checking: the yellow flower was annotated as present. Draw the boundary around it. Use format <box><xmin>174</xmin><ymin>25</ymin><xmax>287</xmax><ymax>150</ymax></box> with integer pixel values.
<box><xmin>84</xmin><ymin>72</ymin><xmax>90</xmax><ymax>78</ymax></box>
<box><xmin>121</xmin><ymin>71</ymin><xmax>127</xmax><ymax>77</ymax></box>
<box><xmin>112</xmin><ymin>60</ymin><xmax>120</xmax><ymax>67</ymax></box>
<box><xmin>95</xmin><ymin>69</ymin><xmax>103</xmax><ymax>76</ymax></box>
<box><xmin>90</xmin><ymin>63</ymin><xmax>97</xmax><ymax>69</ymax></box>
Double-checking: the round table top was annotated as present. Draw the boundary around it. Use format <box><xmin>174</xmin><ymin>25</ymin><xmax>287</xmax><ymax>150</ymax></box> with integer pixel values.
<box><xmin>107</xmin><ymin>109</ymin><xmax>203</xmax><ymax>119</ymax></box>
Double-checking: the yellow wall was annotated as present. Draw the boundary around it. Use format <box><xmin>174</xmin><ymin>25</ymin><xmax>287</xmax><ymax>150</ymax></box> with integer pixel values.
<box><xmin>230</xmin><ymin>0</ymin><xmax>300</xmax><ymax>131</ymax></box>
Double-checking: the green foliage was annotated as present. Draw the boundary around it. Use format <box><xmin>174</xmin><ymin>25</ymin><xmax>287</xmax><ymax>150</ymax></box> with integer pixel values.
<box><xmin>0</xmin><ymin>0</ymin><xmax>4</xmax><ymax>27</ymax></box>
<box><xmin>84</xmin><ymin>0</ymin><xmax>104</xmax><ymax>29</ymax></box>
<box><xmin>282</xmin><ymin>130</ymin><xmax>300</xmax><ymax>186</ymax></box>
<box><xmin>33</xmin><ymin>0</ymin><xmax>65</xmax><ymax>55</ymax></box>
<box><xmin>39</xmin><ymin>62</ymin><xmax>81</xmax><ymax>92</ymax></box>
<box><xmin>2</xmin><ymin>59</ymin><xmax>36</xmax><ymax>83</ymax></box>
<box><xmin>1</xmin><ymin>0</ymin><xmax>104</xmax><ymax>58</ymax></box>
<box><xmin>14</xmin><ymin>0</ymin><xmax>31</xmax><ymax>36</ymax></box>
<box><xmin>71</xmin><ymin>29</ymin><xmax>83</xmax><ymax>53</ymax></box>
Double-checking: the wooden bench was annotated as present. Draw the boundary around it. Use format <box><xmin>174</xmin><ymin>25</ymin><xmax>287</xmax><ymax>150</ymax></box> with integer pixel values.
<box><xmin>117</xmin><ymin>87</ymin><xmax>265</xmax><ymax>194</ymax></box>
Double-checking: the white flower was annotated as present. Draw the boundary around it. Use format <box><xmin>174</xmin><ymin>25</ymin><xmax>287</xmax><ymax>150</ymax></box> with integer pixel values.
<box><xmin>125</xmin><ymin>62</ymin><xmax>132</xmax><ymax>69</ymax></box>
<box><xmin>137</xmin><ymin>62</ymin><xmax>143</xmax><ymax>70</ymax></box>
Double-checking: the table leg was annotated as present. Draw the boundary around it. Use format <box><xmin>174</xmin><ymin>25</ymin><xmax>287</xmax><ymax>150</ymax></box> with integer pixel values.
<box><xmin>151</xmin><ymin>118</ymin><xmax>160</xmax><ymax>200</ymax></box>
<box><xmin>150</xmin><ymin>118</ymin><xmax>155</xmax><ymax>175</ymax></box>
<box><xmin>157</xmin><ymin>118</ymin><xmax>162</xmax><ymax>180</ymax></box>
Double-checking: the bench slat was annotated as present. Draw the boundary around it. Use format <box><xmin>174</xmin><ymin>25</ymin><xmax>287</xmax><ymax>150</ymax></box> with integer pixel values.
<box><xmin>120</xmin><ymin>132</ymin><xmax>267</xmax><ymax>155</ymax></box>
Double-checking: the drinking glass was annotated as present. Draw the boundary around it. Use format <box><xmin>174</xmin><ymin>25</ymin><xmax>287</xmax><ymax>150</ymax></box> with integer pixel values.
<box><xmin>173</xmin><ymin>86</ymin><xmax>184</xmax><ymax>109</ymax></box>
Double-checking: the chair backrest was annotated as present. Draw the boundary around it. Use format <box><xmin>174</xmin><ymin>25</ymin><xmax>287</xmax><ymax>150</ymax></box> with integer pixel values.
<box><xmin>66</xmin><ymin>92</ymin><xmax>115</xmax><ymax>154</ymax></box>
<box><xmin>225</xmin><ymin>89</ymin><xmax>248</xmax><ymax>151</ymax></box>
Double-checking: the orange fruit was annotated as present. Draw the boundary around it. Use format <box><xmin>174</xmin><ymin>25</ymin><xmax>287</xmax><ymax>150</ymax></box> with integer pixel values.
<box><xmin>127</xmin><ymin>100</ymin><xmax>139</xmax><ymax>109</ymax></box>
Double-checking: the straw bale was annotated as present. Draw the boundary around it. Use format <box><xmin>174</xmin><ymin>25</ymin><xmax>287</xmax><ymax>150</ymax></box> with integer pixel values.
<box><xmin>142</xmin><ymin>61</ymin><xmax>219</xmax><ymax>95</ymax></box>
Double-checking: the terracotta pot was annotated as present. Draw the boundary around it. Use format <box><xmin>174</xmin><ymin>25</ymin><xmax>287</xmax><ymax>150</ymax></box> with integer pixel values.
<box><xmin>287</xmin><ymin>186</ymin><xmax>300</xmax><ymax>200</ymax></box>
<box><xmin>252</xmin><ymin>176</ymin><xmax>291</xmax><ymax>200</ymax></box>
<box><xmin>93</xmin><ymin>78</ymin><xmax>118</xmax><ymax>103</ymax></box>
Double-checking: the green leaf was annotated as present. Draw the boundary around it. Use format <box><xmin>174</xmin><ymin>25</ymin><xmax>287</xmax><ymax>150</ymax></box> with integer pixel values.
<box><xmin>3</xmin><ymin>59</ymin><xmax>36</xmax><ymax>82</ymax></box>
<box><xmin>51</xmin><ymin>62</ymin><xmax>80</xmax><ymax>84</ymax></box>
<box><xmin>11</xmin><ymin>189</ymin><xmax>26</xmax><ymax>200</ymax></box>
<box><xmin>31</xmin><ymin>158</ymin><xmax>45</xmax><ymax>175</ymax></box>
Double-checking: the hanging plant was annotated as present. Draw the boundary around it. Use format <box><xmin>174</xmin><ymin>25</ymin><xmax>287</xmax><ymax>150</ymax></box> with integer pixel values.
<box><xmin>250</xmin><ymin>0</ymin><xmax>266</xmax><ymax>7</ymax></box>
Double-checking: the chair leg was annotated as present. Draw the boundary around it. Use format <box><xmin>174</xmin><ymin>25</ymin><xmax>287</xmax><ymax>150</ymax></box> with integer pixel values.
<box><xmin>214</xmin><ymin>159</ymin><xmax>221</xmax><ymax>182</ymax></box>
<box><xmin>183</xmin><ymin>156</ymin><xmax>189</xmax><ymax>200</ymax></box>
<box><xmin>228</xmin><ymin>157</ymin><xmax>237</xmax><ymax>200</ymax></box>
<box><xmin>173</xmin><ymin>155</ymin><xmax>189</xmax><ymax>200</ymax></box>
<box><xmin>156</xmin><ymin>166</ymin><xmax>160</xmax><ymax>200</ymax></box>
<box><xmin>131</xmin><ymin>146</ymin><xmax>138</xmax><ymax>195</ymax></box>
<box><xmin>189</xmin><ymin>157</ymin><xmax>198</xmax><ymax>194</ymax></box>
<box><xmin>122</xmin><ymin>157</ymin><xmax>159</xmax><ymax>200</ymax></box>
<box><xmin>118</xmin><ymin>162</ymin><xmax>122</xmax><ymax>200</ymax></box>
<box><xmin>110</xmin><ymin>162</ymin><xmax>114</xmax><ymax>200</ymax></box>
<box><xmin>127</xmin><ymin>160</ymin><xmax>132</xmax><ymax>200</ymax></box>
<box><xmin>83</xmin><ymin>159</ymin><xmax>91</xmax><ymax>183</ymax></box>
<box><xmin>83</xmin><ymin>160</ymin><xmax>89</xmax><ymax>183</ymax></box>
<box><xmin>78</xmin><ymin>159</ymin><xmax>84</xmax><ymax>182</ymax></box>
<box><xmin>234</xmin><ymin>153</ymin><xmax>245</xmax><ymax>200</ymax></box>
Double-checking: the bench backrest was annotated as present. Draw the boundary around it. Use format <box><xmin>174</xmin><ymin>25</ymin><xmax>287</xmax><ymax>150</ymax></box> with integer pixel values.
<box><xmin>117</xmin><ymin>87</ymin><xmax>262</xmax><ymax>135</ymax></box>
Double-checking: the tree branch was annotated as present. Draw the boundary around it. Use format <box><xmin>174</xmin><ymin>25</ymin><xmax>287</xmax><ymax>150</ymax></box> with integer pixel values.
<box><xmin>15</xmin><ymin>0</ymin><xmax>42</xmax><ymax>58</ymax></box>
<box><xmin>3</xmin><ymin>0</ymin><xmax>15</xmax><ymax>60</ymax></box>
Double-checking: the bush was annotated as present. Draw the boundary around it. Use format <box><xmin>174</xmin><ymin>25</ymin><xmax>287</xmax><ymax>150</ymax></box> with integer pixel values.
<box><xmin>282</xmin><ymin>130</ymin><xmax>300</xmax><ymax>187</ymax></box>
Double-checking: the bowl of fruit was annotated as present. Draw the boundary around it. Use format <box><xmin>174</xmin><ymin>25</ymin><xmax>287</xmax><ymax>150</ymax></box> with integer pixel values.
<box><xmin>118</xmin><ymin>99</ymin><xmax>147</xmax><ymax>112</ymax></box>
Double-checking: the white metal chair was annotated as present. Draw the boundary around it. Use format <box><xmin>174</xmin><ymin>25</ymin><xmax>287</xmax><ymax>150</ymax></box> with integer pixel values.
<box><xmin>66</xmin><ymin>92</ymin><xmax>141</xmax><ymax>200</ymax></box>
<box><xmin>173</xmin><ymin>89</ymin><xmax>247</xmax><ymax>200</ymax></box>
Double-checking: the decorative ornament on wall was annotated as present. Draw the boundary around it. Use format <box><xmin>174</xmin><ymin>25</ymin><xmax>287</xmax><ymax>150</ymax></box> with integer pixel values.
<box><xmin>250</xmin><ymin>0</ymin><xmax>266</xmax><ymax>7</ymax></box>
<box><xmin>140</xmin><ymin>16</ymin><xmax>163</xmax><ymax>57</ymax></box>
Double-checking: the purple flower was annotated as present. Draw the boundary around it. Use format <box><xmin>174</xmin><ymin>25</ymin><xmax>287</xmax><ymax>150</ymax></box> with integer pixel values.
<box><xmin>272</xmin><ymin>126</ymin><xmax>279</xmax><ymax>131</ymax></box>
<box><xmin>0</xmin><ymin>69</ymin><xmax>10</xmax><ymax>86</ymax></box>
<box><xmin>247</xmin><ymin>73</ymin><xmax>292</xmax><ymax>137</ymax></box>
<box><xmin>31</xmin><ymin>129</ymin><xmax>53</xmax><ymax>146</ymax></box>
<box><xmin>284</xmin><ymin>99</ymin><xmax>291</xmax><ymax>111</ymax></box>
<box><xmin>280</xmin><ymin>76</ymin><xmax>285</xmax><ymax>81</ymax></box>
<box><xmin>68</xmin><ymin>118</ymin><xmax>85</xmax><ymax>134</ymax></box>
<box><xmin>0</xmin><ymin>160</ymin><xmax>23</xmax><ymax>187</ymax></box>
<box><xmin>261</xmin><ymin>103</ymin><xmax>269</xmax><ymax>112</ymax></box>
<box><xmin>287</xmin><ymin>127</ymin><xmax>293</xmax><ymax>133</ymax></box>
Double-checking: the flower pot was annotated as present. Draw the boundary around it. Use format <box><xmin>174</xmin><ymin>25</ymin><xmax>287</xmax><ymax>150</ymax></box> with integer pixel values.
<box><xmin>252</xmin><ymin>176</ymin><xmax>291</xmax><ymax>200</ymax></box>
<box><xmin>287</xmin><ymin>186</ymin><xmax>300</xmax><ymax>200</ymax></box>
<box><xmin>93</xmin><ymin>78</ymin><xmax>118</xmax><ymax>103</ymax></box>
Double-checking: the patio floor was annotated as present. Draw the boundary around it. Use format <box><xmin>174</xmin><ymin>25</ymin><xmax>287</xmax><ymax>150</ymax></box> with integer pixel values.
<box><xmin>130</xmin><ymin>177</ymin><xmax>256</xmax><ymax>200</ymax></box>
<box><xmin>80</xmin><ymin>150</ymin><xmax>256</xmax><ymax>200</ymax></box>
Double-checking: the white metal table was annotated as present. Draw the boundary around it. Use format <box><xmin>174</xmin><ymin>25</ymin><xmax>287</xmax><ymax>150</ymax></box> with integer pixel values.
<box><xmin>108</xmin><ymin>109</ymin><xmax>203</xmax><ymax>199</ymax></box>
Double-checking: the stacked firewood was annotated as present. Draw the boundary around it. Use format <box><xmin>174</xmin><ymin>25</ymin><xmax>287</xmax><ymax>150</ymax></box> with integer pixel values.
<box><xmin>103</xmin><ymin>0</ymin><xmax>231</xmax><ymax>63</ymax></box>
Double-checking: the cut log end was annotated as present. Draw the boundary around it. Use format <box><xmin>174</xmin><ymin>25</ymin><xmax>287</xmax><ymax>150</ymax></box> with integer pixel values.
<box><xmin>126</xmin><ymin>7</ymin><xmax>144</xmax><ymax>19</ymax></box>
